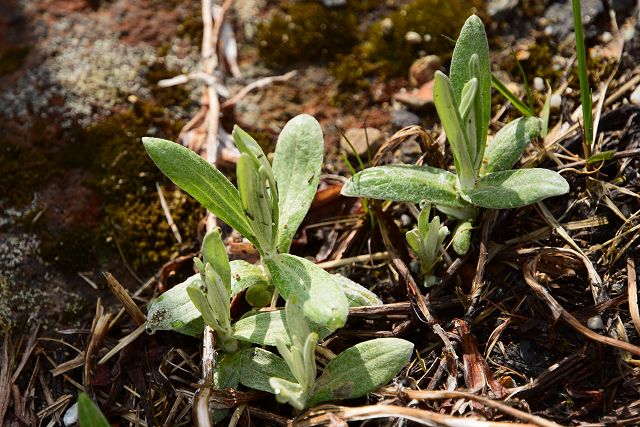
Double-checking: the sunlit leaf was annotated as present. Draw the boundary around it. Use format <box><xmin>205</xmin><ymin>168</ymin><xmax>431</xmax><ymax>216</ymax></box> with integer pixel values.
<box><xmin>201</xmin><ymin>228</ymin><xmax>230</xmax><ymax>292</ymax></box>
<box><xmin>450</xmin><ymin>15</ymin><xmax>492</xmax><ymax>147</ymax></box>
<box><xmin>308</xmin><ymin>338</ymin><xmax>414</xmax><ymax>406</ymax></box>
<box><xmin>332</xmin><ymin>274</ymin><xmax>382</xmax><ymax>307</ymax></box>
<box><xmin>264</xmin><ymin>254</ymin><xmax>349</xmax><ymax>330</ymax></box>
<box><xmin>142</xmin><ymin>138</ymin><xmax>256</xmax><ymax>245</ymax></box>
<box><xmin>273</xmin><ymin>114</ymin><xmax>324</xmax><ymax>253</ymax></box>
<box><xmin>342</xmin><ymin>165</ymin><xmax>467</xmax><ymax>209</ymax></box>
<box><xmin>147</xmin><ymin>275</ymin><xmax>204</xmax><ymax>336</ymax></box>
<box><xmin>482</xmin><ymin>117</ymin><xmax>542</xmax><ymax>175</ymax></box>
<box><xmin>464</xmin><ymin>169</ymin><xmax>569</xmax><ymax>209</ymax></box>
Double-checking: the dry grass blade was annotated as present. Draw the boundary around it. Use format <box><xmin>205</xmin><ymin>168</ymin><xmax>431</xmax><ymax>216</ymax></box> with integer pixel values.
<box><xmin>294</xmin><ymin>404</ymin><xmax>543</xmax><ymax>427</ymax></box>
<box><xmin>379</xmin><ymin>389</ymin><xmax>563</xmax><ymax>427</ymax></box>
<box><xmin>104</xmin><ymin>272</ymin><xmax>147</xmax><ymax>326</ymax></box>
<box><xmin>98</xmin><ymin>322</ymin><xmax>147</xmax><ymax>365</ymax></box>
<box><xmin>0</xmin><ymin>334</ymin><xmax>12</xmax><ymax>424</ymax></box>
<box><xmin>627</xmin><ymin>258</ymin><xmax>640</xmax><ymax>337</ymax></box>
<box><xmin>83</xmin><ymin>302</ymin><xmax>113</xmax><ymax>394</ymax></box>
<box><xmin>372</xmin><ymin>125</ymin><xmax>437</xmax><ymax>167</ymax></box>
<box><xmin>523</xmin><ymin>249</ymin><xmax>640</xmax><ymax>356</ymax></box>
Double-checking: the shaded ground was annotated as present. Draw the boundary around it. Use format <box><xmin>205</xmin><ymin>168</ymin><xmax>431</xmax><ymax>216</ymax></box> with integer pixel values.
<box><xmin>2</xmin><ymin>0</ymin><xmax>640</xmax><ymax>425</ymax></box>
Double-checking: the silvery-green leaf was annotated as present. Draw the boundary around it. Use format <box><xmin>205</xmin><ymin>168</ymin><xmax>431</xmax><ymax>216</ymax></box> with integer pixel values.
<box><xmin>237</xmin><ymin>153</ymin><xmax>273</xmax><ymax>253</ymax></box>
<box><xmin>142</xmin><ymin>137</ymin><xmax>256</xmax><ymax>245</ymax></box>
<box><xmin>406</xmin><ymin>229</ymin><xmax>422</xmax><ymax>257</ymax></box>
<box><xmin>341</xmin><ymin>165</ymin><xmax>467</xmax><ymax>209</ymax></box>
<box><xmin>230</xmin><ymin>260</ymin><xmax>268</xmax><ymax>296</ymax></box>
<box><xmin>213</xmin><ymin>352</ymin><xmax>242</xmax><ymax>389</ymax></box>
<box><xmin>308</xmin><ymin>338</ymin><xmax>414</xmax><ymax>406</ymax></box>
<box><xmin>201</xmin><ymin>229</ymin><xmax>230</xmax><ymax>292</ymax></box>
<box><xmin>450</xmin><ymin>15</ymin><xmax>491</xmax><ymax>149</ymax></box>
<box><xmin>264</xmin><ymin>254</ymin><xmax>349</xmax><ymax>330</ymax></box>
<box><xmin>203</xmin><ymin>264</ymin><xmax>232</xmax><ymax>332</ymax></box>
<box><xmin>464</xmin><ymin>169</ymin><xmax>569</xmax><ymax>209</ymax></box>
<box><xmin>481</xmin><ymin>117</ymin><xmax>542</xmax><ymax>175</ymax></box>
<box><xmin>434</xmin><ymin>72</ymin><xmax>474</xmax><ymax>189</ymax></box>
<box><xmin>186</xmin><ymin>280</ymin><xmax>220</xmax><ymax>332</ymax></box>
<box><xmin>269</xmin><ymin>378</ymin><xmax>305</xmax><ymax>409</ymax></box>
<box><xmin>272</xmin><ymin>114</ymin><xmax>324</xmax><ymax>253</ymax></box>
<box><xmin>232</xmin><ymin>310</ymin><xmax>332</xmax><ymax>346</ymax></box>
<box><xmin>332</xmin><ymin>274</ymin><xmax>382</xmax><ymax>307</ymax></box>
<box><xmin>78</xmin><ymin>393</ymin><xmax>109</xmax><ymax>427</ymax></box>
<box><xmin>147</xmin><ymin>275</ymin><xmax>204</xmax><ymax>336</ymax></box>
<box><xmin>452</xmin><ymin>220</ymin><xmax>473</xmax><ymax>255</ymax></box>
<box><xmin>460</xmin><ymin>76</ymin><xmax>480</xmax><ymax>170</ymax></box>
<box><xmin>239</xmin><ymin>347</ymin><xmax>296</xmax><ymax>393</ymax></box>
<box><xmin>232</xmin><ymin>125</ymin><xmax>272</xmax><ymax>179</ymax></box>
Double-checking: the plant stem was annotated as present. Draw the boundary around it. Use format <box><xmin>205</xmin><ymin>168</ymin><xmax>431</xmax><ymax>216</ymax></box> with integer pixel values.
<box><xmin>572</xmin><ymin>0</ymin><xmax>593</xmax><ymax>157</ymax></box>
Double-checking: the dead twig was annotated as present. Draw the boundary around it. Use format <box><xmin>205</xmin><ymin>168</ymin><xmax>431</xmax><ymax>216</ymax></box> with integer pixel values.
<box><xmin>627</xmin><ymin>257</ymin><xmax>640</xmax><ymax>337</ymax></box>
<box><xmin>523</xmin><ymin>250</ymin><xmax>640</xmax><ymax>357</ymax></box>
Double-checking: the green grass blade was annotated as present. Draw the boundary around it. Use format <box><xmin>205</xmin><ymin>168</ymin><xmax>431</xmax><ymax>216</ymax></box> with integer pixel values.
<box><xmin>491</xmin><ymin>74</ymin><xmax>535</xmax><ymax>117</ymax></box>
<box><xmin>572</xmin><ymin>0</ymin><xmax>593</xmax><ymax>149</ymax></box>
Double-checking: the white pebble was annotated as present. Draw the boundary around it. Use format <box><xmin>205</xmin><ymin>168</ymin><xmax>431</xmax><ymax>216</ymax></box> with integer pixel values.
<box><xmin>587</xmin><ymin>315</ymin><xmax>604</xmax><ymax>330</ymax></box>
<box><xmin>550</xmin><ymin>93</ymin><xmax>562</xmax><ymax>110</ymax></box>
<box><xmin>533</xmin><ymin>77</ymin><xmax>545</xmax><ymax>92</ymax></box>
<box><xmin>630</xmin><ymin>85</ymin><xmax>640</xmax><ymax>105</ymax></box>
<box><xmin>405</xmin><ymin>31</ymin><xmax>422</xmax><ymax>44</ymax></box>
<box><xmin>63</xmin><ymin>402</ymin><xmax>78</xmax><ymax>426</ymax></box>
<box><xmin>601</xmin><ymin>31</ymin><xmax>613</xmax><ymax>43</ymax></box>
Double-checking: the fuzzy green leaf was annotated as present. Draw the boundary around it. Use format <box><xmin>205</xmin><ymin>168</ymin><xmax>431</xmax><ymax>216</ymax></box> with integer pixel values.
<box><xmin>332</xmin><ymin>274</ymin><xmax>382</xmax><ymax>307</ymax></box>
<box><xmin>142</xmin><ymin>137</ymin><xmax>256</xmax><ymax>245</ymax></box>
<box><xmin>239</xmin><ymin>347</ymin><xmax>296</xmax><ymax>393</ymax></box>
<box><xmin>233</xmin><ymin>310</ymin><xmax>332</xmax><ymax>346</ymax></box>
<box><xmin>230</xmin><ymin>260</ymin><xmax>268</xmax><ymax>296</ymax></box>
<box><xmin>308</xmin><ymin>338</ymin><xmax>414</xmax><ymax>406</ymax></box>
<box><xmin>452</xmin><ymin>220</ymin><xmax>473</xmax><ymax>256</ymax></box>
<box><xmin>264</xmin><ymin>254</ymin><xmax>349</xmax><ymax>330</ymax></box>
<box><xmin>147</xmin><ymin>275</ymin><xmax>204</xmax><ymax>336</ymax></box>
<box><xmin>213</xmin><ymin>352</ymin><xmax>242</xmax><ymax>389</ymax></box>
<box><xmin>464</xmin><ymin>169</ymin><xmax>570</xmax><ymax>209</ymax></box>
<box><xmin>237</xmin><ymin>153</ymin><xmax>275</xmax><ymax>253</ymax></box>
<box><xmin>450</xmin><ymin>15</ymin><xmax>491</xmax><ymax>147</ymax></box>
<box><xmin>272</xmin><ymin>114</ymin><xmax>324</xmax><ymax>253</ymax></box>
<box><xmin>201</xmin><ymin>229</ymin><xmax>231</xmax><ymax>292</ymax></box>
<box><xmin>341</xmin><ymin>165</ymin><xmax>467</xmax><ymax>209</ymax></box>
<box><xmin>78</xmin><ymin>393</ymin><xmax>110</xmax><ymax>427</ymax></box>
<box><xmin>434</xmin><ymin>71</ymin><xmax>475</xmax><ymax>189</ymax></box>
<box><xmin>482</xmin><ymin>117</ymin><xmax>542</xmax><ymax>175</ymax></box>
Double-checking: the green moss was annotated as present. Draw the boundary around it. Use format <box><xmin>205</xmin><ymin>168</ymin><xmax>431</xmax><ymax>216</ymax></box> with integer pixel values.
<box><xmin>0</xmin><ymin>138</ymin><xmax>49</xmax><ymax>207</ymax></box>
<box><xmin>256</xmin><ymin>1</ymin><xmax>367</xmax><ymax>67</ymax></box>
<box><xmin>0</xmin><ymin>46</ymin><xmax>30</xmax><ymax>76</ymax></box>
<box><xmin>145</xmin><ymin>61</ymin><xmax>193</xmax><ymax>111</ymax></box>
<box><xmin>63</xmin><ymin>101</ymin><xmax>202</xmax><ymax>273</ymax></box>
<box><xmin>364</xmin><ymin>0</ymin><xmax>485</xmax><ymax>77</ymax></box>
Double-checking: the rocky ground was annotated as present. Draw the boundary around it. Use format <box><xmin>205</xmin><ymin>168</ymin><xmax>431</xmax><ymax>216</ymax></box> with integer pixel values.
<box><xmin>2</xmin><ymin>0</ymin><xmax>640</xmax><ymax>425</ymax></box>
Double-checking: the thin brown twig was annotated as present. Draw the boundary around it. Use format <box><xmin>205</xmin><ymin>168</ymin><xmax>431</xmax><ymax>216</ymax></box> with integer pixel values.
<box><xmin>380</xmin><ymin>388</ymin><xmax>564</xmax><ymax>427</ymax></box>
<box><xmin>627</xmin><ymin>257</ymin><xmax>640</xmax><ymax>337</ymax></box>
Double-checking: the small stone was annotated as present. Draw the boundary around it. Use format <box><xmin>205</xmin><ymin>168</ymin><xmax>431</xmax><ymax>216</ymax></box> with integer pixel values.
<box><xmin>533</xmin><ymin>77</ymin><xmax>544</xmax><ymax>92</ymax></box>
<box><xmin>340</xmin><ymin>128</ymin><xmax>385</xmax><ymax>157</ymax></box>
<box><xmin>400</xmin><ymin>214</ymin><xmax>411</xmax><ymax>227</ymax></box>
<box><xmin>405</xmin><ymin>31</ymin><xmax>422</xmax><ymax>44</ymax></box>
<box><xmin>63</xmin><ymin>402</ymin><xmax>78</xmax><ymax>426</ymax></box>
<box><xmin>587</xmin><ymin>315</ymin><xmax>604</xmax><ymax>330</ymax></box>
<box><xmin>394</xmin><ymin>79</ymin><xmax>435</xmax><ymax>108</ymax></box>
<box><xmin>550</xmin><ymin>93</ymin><xmax>562</xmax><ymax>110</ymax></box>
<box><xmin>488</xmin><ymin>0</ymin><xmax>520</xmax><ymax>20</ymax></box>
<box><xmin>409</xmin><ymin>55</ymin><xmax>441</xmax><ymax>87</ymax></box>
<box><xmin>380</xmin><ymin>17</ymin><xmax>393</xmax><ymax>35</ymax></box>
<box><xmin>630</xmin><ymin>85</ymin><xmax>640</xmax><ymax>105</ymax></box>
<box><xmin>392</xmin><ymin>109</ymin><xmax>421</xmax><ymax>129</ymax></box>
<box><xmin>601</xmin><ymin>31</ymin><xmax>613</xmax><ymax>43</ymax></box>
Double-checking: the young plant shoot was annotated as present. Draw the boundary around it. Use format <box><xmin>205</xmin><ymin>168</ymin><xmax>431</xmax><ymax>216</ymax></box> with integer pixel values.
<box><xmin>406</xmin><ymin>204</ymin><xmax>449</xmax><ymax>286</ymax></box>
<box><xmin>341</xmin><ymin>15</ymin><xmax>569</xmax><ymax>254</ymax></box>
